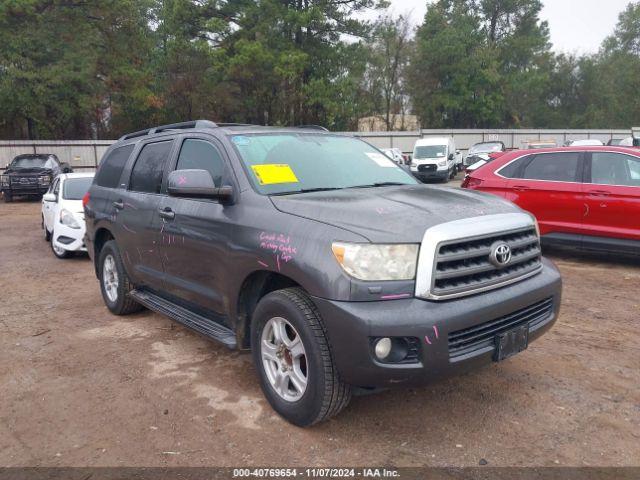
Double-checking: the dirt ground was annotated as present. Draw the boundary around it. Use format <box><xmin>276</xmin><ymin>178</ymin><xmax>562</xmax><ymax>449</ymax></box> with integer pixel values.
<box><xmin>0</xmin><ymin>198</ymin><xmax>638</xmax><ymax>468</ymax></box>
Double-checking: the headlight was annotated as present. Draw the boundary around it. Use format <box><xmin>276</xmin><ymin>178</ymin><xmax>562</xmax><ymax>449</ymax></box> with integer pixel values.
<box><xmin>38</xmin><ymin>175</ymin><xmax>50</xmax><ymax>185</ymax></box>
<box><xmin>331</xmin><ymin>242</ymin><xmax>419</xmax><ymax>281</ymax></box>
<box><xmin>438</xmin><ymin>160</ymin><xmax>447</xmax><ymax>167</ymax></box>
<box><xmin>0</xmin><ymin>175</ymin><xmax>8</xmax><ymax>187</ymax></box>
<box><xmin>60</xmin><ymin>209</ymin><xmax>81</xmax><ymax>229</ymax></box>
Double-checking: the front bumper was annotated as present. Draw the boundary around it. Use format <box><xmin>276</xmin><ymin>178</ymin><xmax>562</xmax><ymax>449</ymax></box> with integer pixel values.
<box><xmin>2</xmin><ymin>186</ymin><xmax>49</xmax><ymax>196</ymax></box>
<box><xmin>411</xmin><ymin>168</ymin><xmax>448</xmax><ymax>181</ymax></box>
<box><xmin>312</xmin><ymin>258</ymin><xmax>561</xmax><ymax>388</ymax></box>
<box><xmin>53</xmin><ymin>223</ymin><xmax>87</xmax><ymax>253</ymax></box>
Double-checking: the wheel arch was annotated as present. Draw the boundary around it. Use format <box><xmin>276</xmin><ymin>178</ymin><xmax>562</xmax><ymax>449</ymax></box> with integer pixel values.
<box><xmin>92</xmin><ymin>227</ymin><xmax>115</xmax><ymax>277</ymax></box>
<box><xmin>236</xmin><ymin>270</ymin><xmax>303</xmax><ymax>349</ymax></box>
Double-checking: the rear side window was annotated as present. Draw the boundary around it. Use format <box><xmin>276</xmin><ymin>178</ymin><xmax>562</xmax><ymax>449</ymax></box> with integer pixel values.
<box><xmin>129</xmin><ymin>141</ymin><xmax>173</xmax><ymax>194</ymax></box>
<box><xmin>521</xmin><ymin>153</ymin><xmax>580</xmax><ymax>182</ymax></box>
<box><xmin>498</xmin><ymin>155</ymin><xmax>531</xmax><ymax>178</ymax></box>
<box><xmin>590</xmin><ymin>152</ymin><xmax>640</xmax><ymax>187</ymax></box>
<box><xmin>95</xmin><ymin>144</ymin><xmax>134</xmax><ymax>188</ymax></box>
<box><xmin>175</xmin><ymin>139</ymin><xmax>225</xmax><ymax>187</ymax></box>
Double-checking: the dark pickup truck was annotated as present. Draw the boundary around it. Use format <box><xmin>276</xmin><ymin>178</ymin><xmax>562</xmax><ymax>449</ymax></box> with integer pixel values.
<box><xmin>84</xmin><ymin>120</ymin><xmax>562</xmax><ymax>426</ymax></box>
<box><xmin>1</xmin><ymin>154</ymin><xmax>72</xmax><ymax>202</ymax></box>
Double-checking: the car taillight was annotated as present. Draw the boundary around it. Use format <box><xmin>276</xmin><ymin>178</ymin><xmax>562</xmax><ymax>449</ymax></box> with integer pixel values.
<box><xmin>461</xmin><ymin>176</ymin><xmax>483</xmax><ymax>189</ymax></box>
<box><xmin>82</xmin><ymin>191</ymin><xmax>90</xmax><ymax>208</ymax></box>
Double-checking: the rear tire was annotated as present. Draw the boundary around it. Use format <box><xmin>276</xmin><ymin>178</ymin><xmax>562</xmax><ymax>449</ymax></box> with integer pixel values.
<box><xmin>251</xmin><ymin>287</ymin><xmax>351</xmax><ymax>427</ymax></box>
<box><xmin>98</xmin><ymin>240</ymin><xmax>143</xmax><ymax>315</ymax></box>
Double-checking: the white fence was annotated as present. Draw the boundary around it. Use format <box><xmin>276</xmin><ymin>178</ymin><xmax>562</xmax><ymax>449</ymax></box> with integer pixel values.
<box><xmin>0</xmin><ymin>129</ymin><xmax>632</xmax><ymax>169</ymax></box>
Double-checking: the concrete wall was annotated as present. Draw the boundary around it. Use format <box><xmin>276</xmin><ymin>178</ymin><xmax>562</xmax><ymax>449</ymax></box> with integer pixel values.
<box><xmin>0</xmin><ymin>129</ymin><xmax>632</xmax><ymax>169</ymax></box>
<box><xmin>352</xmin><ymin>129</ymin><xmax>632</xmax><ymax>155</ymax></box>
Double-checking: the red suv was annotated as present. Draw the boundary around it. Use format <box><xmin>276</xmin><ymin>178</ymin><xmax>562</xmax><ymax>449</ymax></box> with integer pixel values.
<box><xmin>461</xmin><ymin>146</ymin><xmax>640</xmax><ymax>255</ymax></box>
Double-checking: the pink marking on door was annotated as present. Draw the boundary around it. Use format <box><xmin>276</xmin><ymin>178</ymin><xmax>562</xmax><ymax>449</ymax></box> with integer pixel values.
<box><xmin>424</xmin><ymin>335</ymin><xmax>432</xmax><ymax>345</ymax></box>
<box><xmin>258</xmin><ymin>260</ymin><xmax>269</xmax><ymax>268</ymax></box>
<box><xmin>433</xmin><ymin>325</ymin><xmax>439</xmax><ymax>339</ymax></box>
<box><xmin>178</xmin><ymin>176</ymin><xmax>187</xmax><ymax>185</ymax></box>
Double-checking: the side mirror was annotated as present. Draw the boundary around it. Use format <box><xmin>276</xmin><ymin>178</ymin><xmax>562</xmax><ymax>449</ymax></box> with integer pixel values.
<box><xmin>448</xmin><ymin>153</ymin><xmax>454</xmax><ymax>161</ymax></box>
<box><xmin>61</xmin><ymin>163</ymin><xmax>73</xmax><ymax>173</ymax></box>
<box><xmin>43</xmin><ymin>193</ymin><xmax>57</xmax><ymax>202</ymax></box>
<box><xmin>456</xmin><ymin>150</ymin><xmax>461</xmax><ymax>155</ymax></box>
<box><xmin>167</xmin><ymin>169</ymin><xmax>233</xmax><ymax>202</ymax></box>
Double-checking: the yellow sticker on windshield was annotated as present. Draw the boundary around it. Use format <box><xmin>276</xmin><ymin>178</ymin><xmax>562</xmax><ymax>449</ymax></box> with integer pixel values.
<box><xmin>251</xmin><ymin>164</ymin><xmax>299</xmax><ymax>185</ymax></box>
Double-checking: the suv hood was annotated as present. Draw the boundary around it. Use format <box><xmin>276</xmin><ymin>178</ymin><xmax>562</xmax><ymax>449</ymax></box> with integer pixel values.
<box><xmin>4</xmin><ymin>167</ymin><xmax>53</xmax><ymax>175</ymax></box>
<box><xmin>270</xmin><ymin>185</ymin><xmax>519</xmax><ymax>243</ymax></box>
<box><xmin>413</xmin><ymin>157</ymin><xmax>444</xmax><ymax>163</ymax></box>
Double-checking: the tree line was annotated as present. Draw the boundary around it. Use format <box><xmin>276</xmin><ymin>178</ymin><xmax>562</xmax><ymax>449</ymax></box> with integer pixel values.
<box><xmin>0</xmin><ymin>0</ymin><xmax>639</xmax><ymax>140</ymax></box>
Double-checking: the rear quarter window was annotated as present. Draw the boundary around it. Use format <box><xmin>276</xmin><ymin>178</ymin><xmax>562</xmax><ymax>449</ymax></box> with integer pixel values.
<box><xmin>498</xmin><ymin>155</ymin><xmax>531</xmax><ymax>178</ymax></box>
<box><xmin>95</xmin><ymin>144</ymin><xmax>135</xmax><ymax>188</ymax></box>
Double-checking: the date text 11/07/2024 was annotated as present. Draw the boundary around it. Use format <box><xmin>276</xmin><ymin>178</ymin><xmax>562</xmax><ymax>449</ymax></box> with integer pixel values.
<box><xmin>232</xmin><ymin>468</ymin><xmax>400</xmax><ymax>478</ymax></box>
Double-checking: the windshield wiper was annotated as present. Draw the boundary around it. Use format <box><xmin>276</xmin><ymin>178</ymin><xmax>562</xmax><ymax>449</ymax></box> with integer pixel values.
<box><xmin>270</xmin><ymin>187</ymin><xmax>343</xmax><ymax>196</ymax></box>
<box><xmin>347</xmin><ymin>182</ymin><xmax>407</xmax><ymax>189</ymax></box>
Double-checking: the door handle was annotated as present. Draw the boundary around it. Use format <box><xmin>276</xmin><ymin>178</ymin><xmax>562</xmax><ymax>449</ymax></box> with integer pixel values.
<box><xmin>113</xmin><ymin>200</ymin><xmax>124</xmax><ymax>210</ymax></box>
<box><xmin>587</xmin><ymin>190</ymin><xmax>610</xmax><ymax>197</ymax></box>
<box><xmin>512</xmin><ymin>185</ymin><xmax>530</xmax><ymax>192</ymax></box>
<box><xmin>158</xmin><ymin>207</ymin><xmax>175</xmax><ymax>220</ymax></box>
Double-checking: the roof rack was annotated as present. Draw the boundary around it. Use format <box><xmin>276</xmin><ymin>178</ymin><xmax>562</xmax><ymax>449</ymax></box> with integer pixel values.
<box><xmin>118</xmin><ymin>120</ymin><xmax>219</xmax><ymax>141</ymax></box>
<box><xmin>216</xmin><ymin>123</ymin><xmax>260</xmax><ymax>128</ymax></box>
<box><xmin>296</xmin><ymin>125</ymin><xmax>329</xmax><ymax>131</ymax></box>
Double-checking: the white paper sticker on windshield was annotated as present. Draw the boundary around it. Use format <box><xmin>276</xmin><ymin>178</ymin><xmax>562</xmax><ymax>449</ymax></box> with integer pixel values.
<box><xmin>366</xmin><ymin>152</ymin><xmax>395</xmax><ymax>167</ymax></box>
<box><xmin>436</xmin><ymin>152</ymin><xmax>445</xmax><ymax>157</ymax></box>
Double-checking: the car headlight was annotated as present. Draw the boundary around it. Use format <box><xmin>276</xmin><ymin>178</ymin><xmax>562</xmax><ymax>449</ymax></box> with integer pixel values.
<box><xmin>0</xmin><ymin>175</ymin><xmax>8</xmax><ymax>187</ymax></box>
<box><xmin>60</xmin><ymin>209</ymin><xmax>81</xmax><ymax>229</ymax></box>
<box><xmin>438</xmin><ymin>160</ymin><xmax>447</xmax><ymax>167</ymax></box>
<box><xmin>38</xmin><ymin>175</ymin><xmax>50</xmax><ymax>185</ymax></box>
<box><xmin>331</xmin><ymin>242</ymin><xmax>419</xmax><ymax>281</ymax></box>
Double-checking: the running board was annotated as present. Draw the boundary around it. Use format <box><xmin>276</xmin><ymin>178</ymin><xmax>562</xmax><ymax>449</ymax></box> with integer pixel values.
<box><xmin>130</xmin><ymin>289</ymin><xmax>237</xmax><ymax>349</ymax></box>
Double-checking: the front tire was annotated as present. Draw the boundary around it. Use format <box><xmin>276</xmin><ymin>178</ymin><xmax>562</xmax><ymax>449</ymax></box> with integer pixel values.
<box><xmin>98</xmin><ymin>240</ymin><xmax>142</xmax><ymax>315</ymax></box>
<box><xmin>251</xmin><ymin>288</ymin><xmax>351</xmax><ymax>427</ymax></box>
<box><xmin>42</xmin><ymin>216</ymin><xmax>51</xmax><ymax>241</ymax></box>
<box><xmin>50</xmin><ymin>234</ymin><xmax>70</xmax><ymax>259</ymax></box>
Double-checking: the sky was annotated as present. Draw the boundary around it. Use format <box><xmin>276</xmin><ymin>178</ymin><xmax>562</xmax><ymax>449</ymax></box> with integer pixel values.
<box><xmin>366</xmin><ymin>0</ymin><xmax>631</xmax><ymax>54</ymax></box>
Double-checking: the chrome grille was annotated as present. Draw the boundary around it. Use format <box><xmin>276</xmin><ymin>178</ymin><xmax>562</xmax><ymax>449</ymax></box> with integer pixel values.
<box><xmin>433</xmin><ymin>227</ymin><xmax>541</xmax><ymax>298</ymax></box>
<box><xmin>11</xmin><ymin>176</ymin><xmax>38</xmax><ymax>185</ymax></box>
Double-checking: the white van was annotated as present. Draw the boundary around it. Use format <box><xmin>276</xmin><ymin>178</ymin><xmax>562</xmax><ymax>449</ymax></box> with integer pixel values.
<box><xmin>411</xmin><ymin>137</ymin><xmax>460</xmax><ymax>182</ymax></box>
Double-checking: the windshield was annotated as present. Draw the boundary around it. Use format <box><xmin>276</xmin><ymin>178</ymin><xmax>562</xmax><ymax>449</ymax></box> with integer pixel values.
<box><xmin>414</xmin><ymin>145</ymin><xmax>446</xmax><ymax>159</ymax></box>
<box><xmin>63</xmin><ymin>177</ymin><xmax>93</xmax><ymax>200</ymax></box>
<box><xmin>230</xmin><ymin>133</ymin><xmax>417</xmax><ymax>195</ymax></box>
<box><xmin>469</xmin><ymin>142</ymin><xmax>503</xmax><ymax>154</ymax></box>
<box><xmin>11</xmin><ymin>156</ymin><xmax>57</xmax><ymax>169</ymax></box>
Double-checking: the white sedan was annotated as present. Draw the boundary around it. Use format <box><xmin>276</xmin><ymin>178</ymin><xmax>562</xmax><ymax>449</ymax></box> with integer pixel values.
<box><xmin>41</xmin><ymin>172</ymin><xmax>94</xmax><ymax>258</ymax></box>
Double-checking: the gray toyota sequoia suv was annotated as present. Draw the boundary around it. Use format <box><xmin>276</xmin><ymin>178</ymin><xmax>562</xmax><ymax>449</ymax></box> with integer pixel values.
<box><xmin>84</xmin><ymin>120</ymin><xmax>562</xmax><ymax>426</ymax></box>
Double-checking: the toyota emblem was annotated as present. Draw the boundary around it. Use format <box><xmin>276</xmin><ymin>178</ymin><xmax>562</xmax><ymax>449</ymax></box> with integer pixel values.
<box><xmin>490</xmin><ymin>242</ymin><xmax>512</xmax><ymax>268</ymax></box>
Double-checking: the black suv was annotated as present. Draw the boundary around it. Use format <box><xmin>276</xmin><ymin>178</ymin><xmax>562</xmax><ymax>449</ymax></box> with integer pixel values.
<box><xmin>84</xmin><ymin>120</ymin><xmax>562</xmax><ymax>426</ymax></box>
<box><xmin>1</xmin><ymin>153</ymin><xmax>72</xmax><ymax>202</ymax></box>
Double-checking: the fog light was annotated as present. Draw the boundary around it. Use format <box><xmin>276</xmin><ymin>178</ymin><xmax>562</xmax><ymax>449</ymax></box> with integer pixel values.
<box><xmin>374</xmin><ymin>338</ymin><xmax>392</xmax><ymax>360</ymax></box>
